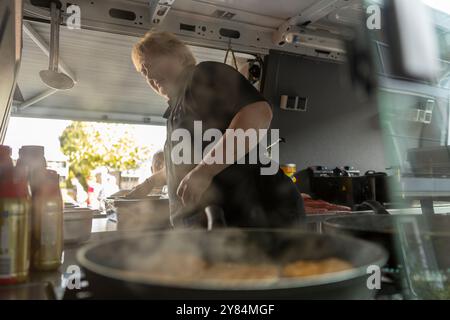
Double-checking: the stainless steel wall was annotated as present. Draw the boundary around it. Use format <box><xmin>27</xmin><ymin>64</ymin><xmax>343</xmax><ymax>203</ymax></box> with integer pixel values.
<box><xmin>263</xmin><ymin>50</ymin><xmax>386</xmax><ymax>173</ymax></box>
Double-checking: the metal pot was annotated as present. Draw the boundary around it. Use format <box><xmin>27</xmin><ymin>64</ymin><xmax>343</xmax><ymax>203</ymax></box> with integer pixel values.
<box><xmin>63</xmin><ymin>208</ymin><xmax>94</xmax><ymax>245</ymax></box>
<box><xmin>112</xmin><ymin>197</ymin><xmax>170</xmax><ymax>231</ymax></box>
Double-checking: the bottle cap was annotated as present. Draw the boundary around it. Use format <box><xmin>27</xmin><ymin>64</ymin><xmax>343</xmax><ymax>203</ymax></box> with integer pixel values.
<box><xmin>0</xmin><ymin>145</ymin><xmax>12</xmax><ymax>157</ymax></box>
<box><xmin>19</xmin><ymin>145</ymin><xmax>45</xmax><ymax>158</ymax></box>
<box><xmin>0</xmin><ymin>168</ymin><xmax>30</xmax><ymax>198</ymax></box>
<box><xmin>34</xmin><ymin>169</ymin><xmax>61</xmax><ymax>197</ymax></box>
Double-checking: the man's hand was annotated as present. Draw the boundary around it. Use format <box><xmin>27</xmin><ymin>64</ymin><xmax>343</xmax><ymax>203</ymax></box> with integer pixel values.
<box><xmin>177</xmin><ymin>165</ymin><xmax>213</xmax><ymax>206</ymax></box>
<box><xmin>125</xmin><ymin>169</ymin><xmax>167</xmax><ymax>199</ymax></box>
<box><xmin>125</xmin><ymin>179</ymin><xmax>152</xmax><ymax>198</ymax></box>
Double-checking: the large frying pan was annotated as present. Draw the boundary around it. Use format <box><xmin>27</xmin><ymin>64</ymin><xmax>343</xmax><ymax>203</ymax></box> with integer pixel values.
<box><xmin>77</xmin><ymin>229</ymin><xmax>387</xmax><ymax>299</ymax></box>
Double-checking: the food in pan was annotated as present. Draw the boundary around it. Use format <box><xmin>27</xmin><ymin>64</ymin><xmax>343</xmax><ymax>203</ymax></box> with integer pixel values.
<box><xmin>281</xmin><ymin>258</ymin><xmax>353</xmax><ymax>278</ymax></box>
<box><xmin>202</xmin><ymin>263</ymin><xmax>280</xmax><ymax>282</ymax></box>
<box><xmin>142</xmin><ymin>254</ymin><xmax>353</xmax><ymax>283</ymax></box>
<box><xmin>301</xmin><ymin>193</ymin><xmax>352</xmax><ymax>214</ymax></box>
<box><xmin>136</xmin><ymin>254</ymin><xmax>207</xmax><ymax>282</ymax></box>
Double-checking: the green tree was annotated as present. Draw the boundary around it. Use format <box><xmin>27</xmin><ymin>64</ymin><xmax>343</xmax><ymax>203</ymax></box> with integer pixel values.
<box><xmin>59</xmin><ymin>121</ymin><xmax>151</xmax><ymax>190</ymax></box>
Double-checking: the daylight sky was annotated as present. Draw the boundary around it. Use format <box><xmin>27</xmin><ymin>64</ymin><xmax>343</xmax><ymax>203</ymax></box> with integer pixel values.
<box><xmin>4</xmin><ymin>117</ymin><xmax>167</xmax><ymax>162</ymax></box>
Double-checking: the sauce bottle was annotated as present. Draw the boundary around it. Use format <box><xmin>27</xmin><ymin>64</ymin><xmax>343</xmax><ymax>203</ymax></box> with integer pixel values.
<box><xmin>16</xmin><ymin>145</ymin><xmax>47</xmax><ymax>193</ymax></box>
<box><xmin>31</xmin><ymin>170</ymin><xmax>63</xmax><ymax>271</ymax></box>
<box><xmin>0</xmin><ymin>146</ymin><xmax>31</xmax><ymax>284</ymax></box>
<box><xmin>0</xmin><ymin>145</ymin><xmax>14</xmax><ymax>173</ymax></box>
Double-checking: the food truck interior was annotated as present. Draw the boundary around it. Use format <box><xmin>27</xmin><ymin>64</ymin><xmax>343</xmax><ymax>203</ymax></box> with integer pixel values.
<box><xmin>1</xmin><ymin>0</ymin><xmax>450</xmax><ymax>300</ymax></box>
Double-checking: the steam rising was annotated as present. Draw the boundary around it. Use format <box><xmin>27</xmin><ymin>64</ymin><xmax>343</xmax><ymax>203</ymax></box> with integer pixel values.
<box><xmin>121</xmin><ymin>229</ymin><xmax>278</xmax><ymax>286</ymax></box>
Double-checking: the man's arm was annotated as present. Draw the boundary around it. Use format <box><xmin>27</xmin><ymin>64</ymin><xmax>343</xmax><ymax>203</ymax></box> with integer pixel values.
<box><xmin>202</xmin><ymin>101</ymin><xmax>272</xmax><ymax>176</ymax></box>
<box><xmin>177</xmin><ymin>101</ymin><xmax>272</xmax><ymax>205</ymax></box>
<box><xmin>126</xmin><ymin>168</ymin><xmax>167</xmax><ymax>198</ymax></box>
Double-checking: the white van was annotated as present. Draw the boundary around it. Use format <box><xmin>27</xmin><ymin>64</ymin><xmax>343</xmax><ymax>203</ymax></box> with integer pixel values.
<box><xmin>1</xmin><ymin>0</ymin><xmax>450</xmax><ymax>300</ymax></box>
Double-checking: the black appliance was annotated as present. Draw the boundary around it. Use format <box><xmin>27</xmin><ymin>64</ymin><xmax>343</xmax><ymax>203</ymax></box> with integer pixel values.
<box><xmin>294</xmin><ymin>166</ymin><xmax>391</xmax><ymax>210</ymax></box>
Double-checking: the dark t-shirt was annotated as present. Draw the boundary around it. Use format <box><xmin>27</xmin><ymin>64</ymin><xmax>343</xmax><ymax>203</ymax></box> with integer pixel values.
<box><xmin>163</xmin><ymin>61</ymin><xmax>304</xmax><ymax>228</ymax></box>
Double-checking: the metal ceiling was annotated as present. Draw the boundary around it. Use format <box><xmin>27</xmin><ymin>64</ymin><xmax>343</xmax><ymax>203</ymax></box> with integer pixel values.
<box><xmin>153</xmin><ymin>0</ymin><xmax>362</xmax><ymax>29</ymax></box>
<box><xmin>14</xmin><ymin>0</ymin><xmax>365</xmax><ymax>124</ymax></box>
<box><xmin>13</xmin><ymin>20</ymin><xmax>254</xmax><ymax>124</ymax></box>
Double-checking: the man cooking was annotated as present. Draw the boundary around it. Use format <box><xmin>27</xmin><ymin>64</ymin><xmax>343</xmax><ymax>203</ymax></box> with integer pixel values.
<box><xmin>130</xmin><ymin>31</ymin><xmax>304</xmax><ymax>228</ymax></box>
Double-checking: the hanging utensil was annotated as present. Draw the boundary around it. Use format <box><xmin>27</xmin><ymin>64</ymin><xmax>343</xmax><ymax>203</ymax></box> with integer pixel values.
<box><xmin>39</xmin><ymin>1</ymin><xmax>74</xmax><ymax>90</ymax></box>
<box><xmin>224</xmin><ymin>39</ymin><xmax>238</xmax><ymax>70</ymax></box>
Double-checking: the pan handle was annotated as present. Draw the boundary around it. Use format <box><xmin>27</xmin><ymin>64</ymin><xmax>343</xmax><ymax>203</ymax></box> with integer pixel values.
<box><xmin>172</xmin><ymin>205</ymin><xmax>227</xmax><ymax>229</ymax></box>
<box><xmin>204</xmin><ymin>205</ymin><xmax>227</xmax><ymax>230</ymax></box>
<box><xmin>359</xmin><ymin>200</ymin><xmax>390</xmax><ymax>215</ymax></box>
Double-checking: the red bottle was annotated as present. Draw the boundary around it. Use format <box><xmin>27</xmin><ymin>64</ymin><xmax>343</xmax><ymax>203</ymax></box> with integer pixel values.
<box><xmin>0</xmin><ymin>145</ymin><xmax>14</xmax><ymax>173</ymax></box>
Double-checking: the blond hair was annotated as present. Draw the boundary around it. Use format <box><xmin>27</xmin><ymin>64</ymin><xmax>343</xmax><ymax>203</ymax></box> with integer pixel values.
<box><xmin>151</xmin><ymin>150</ymin><xmax>165</xmax><ymax>172</ymax></box>
<box><xmin>131</xmin><ymin>31</ymin><xmax>196</xmax><ymax>72</ymax></box>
